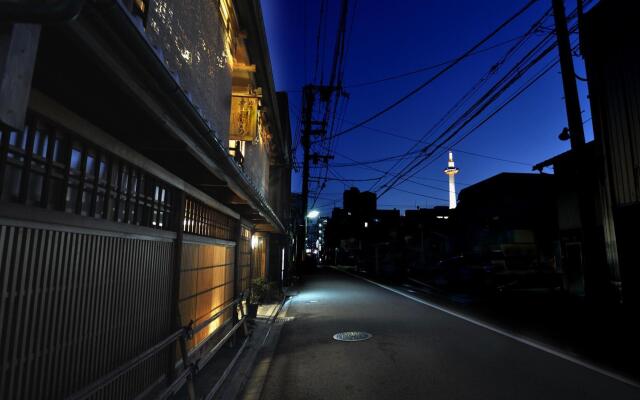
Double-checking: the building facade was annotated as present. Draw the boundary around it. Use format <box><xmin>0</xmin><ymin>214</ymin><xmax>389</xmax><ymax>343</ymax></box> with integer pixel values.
<box><xmin>581</xmin><ymin>0</ymin><xmax>640</xmax><ymax>306</ymax></box>
<box><xmin>0</xmin><ymin>1</ymin><xmax>290</xmax><ymax>399</ymax></box>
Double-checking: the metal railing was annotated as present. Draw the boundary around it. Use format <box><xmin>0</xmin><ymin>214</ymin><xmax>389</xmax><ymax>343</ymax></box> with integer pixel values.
<box><xmin>66</xmin><ymin>296</ymin><xmax>249</xmax><ymax>400</ymax></box>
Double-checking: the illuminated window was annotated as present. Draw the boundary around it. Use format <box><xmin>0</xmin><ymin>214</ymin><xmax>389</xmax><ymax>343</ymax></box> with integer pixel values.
<box><xmin>0</xmin><ymin>112</ymin><xmax>175</xmax><ymax>230</ymax></box>
<box><xmin>128</xmin><ymin>0</ymin><xmax>150</xmax><ymax>25</ymax></box>
<box><xmin>219</xmin><ymin>0</ymin><xmax>237</xmax><ymax>65</ymax></box>
<box><xmin>228</xmin><ymin>140</ymin><xmax>246</xmax><ymax>165</ymax></box>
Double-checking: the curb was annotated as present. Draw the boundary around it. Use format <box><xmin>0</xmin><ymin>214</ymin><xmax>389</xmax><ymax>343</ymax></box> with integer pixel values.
<box><xmin>216</xmin><ymin>294</ymin><xmax>292</xmax><ymax>400</ymax></box>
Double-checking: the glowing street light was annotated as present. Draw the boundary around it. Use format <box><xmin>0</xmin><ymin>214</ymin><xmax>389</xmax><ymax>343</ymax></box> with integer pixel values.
<box><xmin>307</xmin><ymin>210</ymin><xmax>320</xmax><ymax>219</ymax></box>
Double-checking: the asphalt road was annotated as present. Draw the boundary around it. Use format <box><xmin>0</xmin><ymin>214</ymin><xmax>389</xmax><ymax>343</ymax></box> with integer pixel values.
<box><xmin>259</xmin><ymin>268</ymin><xmax>640</xmax><ymax>400</ymax></box>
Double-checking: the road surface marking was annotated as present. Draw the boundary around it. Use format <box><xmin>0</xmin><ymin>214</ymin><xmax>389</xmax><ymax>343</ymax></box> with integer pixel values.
<box><xmin>332</xmin><ymin>267</ymin><xmax>640</xmax><ymax>389</ymax></box>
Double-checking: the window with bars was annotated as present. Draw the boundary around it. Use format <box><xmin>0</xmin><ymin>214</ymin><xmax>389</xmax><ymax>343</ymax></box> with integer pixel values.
<box><xmin>0</xmin><ymin>113</ymin><xmax>175</xmax><ymax>230</ymax></box>
<box><xmin>183</xmin><ymin>196</ymin><xmax>237</xmax><ymax>241</ymax></box>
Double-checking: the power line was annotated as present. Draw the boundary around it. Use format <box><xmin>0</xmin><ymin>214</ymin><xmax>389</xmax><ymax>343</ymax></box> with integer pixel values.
<box><xmin>449</xmin><ymin>149</ymin><xmax>532</xmax><ymax>166</ymax></box>
<box><xmin>371</xmin><ymin>8</ymin><xmax>551</xmax><ymax>193</ymax></box>
<box><xmin>373</xmin><ymin>2</ymin><xmax>590</xmax><ymax>197</ymax></box>
<box><xmin>387</xmin><ymin>187</ymin><xmax>449</xmax><ymax>203</ymax></box>
<box><xmin>326</xmin><ymin>148</ymin><xmax>454</xmax><ymax>194</ymax></box>
<box><xmin>381</xmin><ymin>55</ymin><xmax>561</xmax><ymax>199</ymax></box>
<box><xmin>330</xmin><ymin>143</ymin><xmax>532</xmax><ymax>168</ymax></box>
<box><xmin>311</xmin><ymin>176</ymin><xmax>383</xmax><ymax>182</ymax></box>
<box><xmin>375</xmin><ymin>29</ymin><xmax>561</xmax><ymax>197</ymax></box>
<box><xmin>323</xmin><ymin>0</ymin><xmax>541</xmax><ymax>141</ymax></box>
<box><xmin>344</xmin><ymin>34</ymin><xmax>529</xmax><ymax>89</ymax></box>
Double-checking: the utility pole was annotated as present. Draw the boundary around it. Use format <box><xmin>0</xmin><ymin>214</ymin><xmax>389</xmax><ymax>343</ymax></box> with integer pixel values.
<box><xmin>553</xmin><ymin>0</ymin><xmax>599</xmax><ymax>298</ymax></box>
<box><xmin>297</xmin><ymin>85</ymin><xmax>338</xmax><ymax>264</ymax></box>
<box><xmin>301</xmin><ymin>85</ymin><xmax>315</xmax><ymax>226</ymax></box>
<box><xmin>553</xmin><ymin>0</ymin><xmax>585</xmax><ymax>149</ymax></box>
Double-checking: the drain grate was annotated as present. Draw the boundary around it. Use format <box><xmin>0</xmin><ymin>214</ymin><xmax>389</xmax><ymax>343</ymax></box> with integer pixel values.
<box><xmin>333</xmin><ymin>331</ymin><xmax>372</xmax><ymax>342</ymax></box>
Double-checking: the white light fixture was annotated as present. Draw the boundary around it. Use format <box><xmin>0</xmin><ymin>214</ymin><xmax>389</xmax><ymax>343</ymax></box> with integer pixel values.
<box><xmin>307</xmin><ymin>210</ymin><xmax>320</xmax><ymax>219</ymax></box>
<box><xmin>364</xmin><ymin>222</ymin><xmax>368</xmax><ymax>228</ymax></box>
<box><xmin>251</xmin><ymin>234</ymin><xmax>259</xmax><ymax>249</ymax></box>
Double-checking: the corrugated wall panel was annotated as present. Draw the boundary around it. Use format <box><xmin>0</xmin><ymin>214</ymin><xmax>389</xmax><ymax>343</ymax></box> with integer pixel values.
<box><xmin>0</xmin><ymin>224</ymin><xmax>175</xmax><ymax>400</ymax></box>
<box><xmin>595</xmin><ymin>38</ymin><xmax>640</xmax><ymax>206</ymax></box>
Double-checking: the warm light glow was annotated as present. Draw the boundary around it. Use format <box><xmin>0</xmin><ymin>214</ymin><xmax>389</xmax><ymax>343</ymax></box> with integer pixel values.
<box><xmin>219</xmin><ymin>0</ymin><xmax>236</xmax><ymax>66</ymax></box>
<box><xmin>307</xmin><ymin>210</ymin><xmax>320</xmax><ymax>219</ymax></box>
<box><xmin>281</xmin><ymin>247</ymin><xmax>285</xmax><ymax>282</ymax></box>
<box><xmin>251</xmin><ymin>234</ymin><xmax>259</xmax><ymax>249</ymax></box>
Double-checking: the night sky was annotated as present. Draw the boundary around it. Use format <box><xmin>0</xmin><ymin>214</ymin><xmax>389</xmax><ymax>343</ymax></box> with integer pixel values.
<box><xmin>261</xmin><ymin>0</ymin><xmax>593</xmax><ymax>216</ymax></box>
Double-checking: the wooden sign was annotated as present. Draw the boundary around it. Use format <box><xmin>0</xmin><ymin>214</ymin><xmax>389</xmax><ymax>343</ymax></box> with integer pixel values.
<box><xmin>229</xmin><ymin>95</ymin><xmax>258</xmax><ymax>141</ymax></box>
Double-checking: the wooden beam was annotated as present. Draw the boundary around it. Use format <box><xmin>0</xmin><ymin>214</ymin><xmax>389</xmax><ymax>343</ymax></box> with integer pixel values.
<box><xmin>0</xmin><ymin>23</ymin><xmax>40</xmax><ymax>130</ymax></box>
<box><xmin>233</xmin><ymin>63</ymin><xmax>256</xmax><ymax>73</ymax></box>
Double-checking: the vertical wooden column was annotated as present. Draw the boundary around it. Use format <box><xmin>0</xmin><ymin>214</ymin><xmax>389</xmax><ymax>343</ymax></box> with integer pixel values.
<box><xmin>166</xmin><ymin>190</ymin><xmax>185</xmax><ymax>383</ymax></box>
<box><xmin>0</xmin><ymin>23</ymin><xmax>41</xmax><ymax>130</ymax></box>
<box><xmin>232</xmin><ymin>219</ymin><xmax>243</xmax><ymax>325</ymax></box>
<box><xmin>230</xmin><ymin>219</ymin><xmax>246</xmax><ymax>346</ymax></box>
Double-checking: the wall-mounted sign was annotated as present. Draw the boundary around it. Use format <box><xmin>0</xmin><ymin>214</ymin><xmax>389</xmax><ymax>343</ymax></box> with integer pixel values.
<box><xmin>229</xmin><ymin>95</ymin><xmax>258</xmax><ymax>141</ymax></box>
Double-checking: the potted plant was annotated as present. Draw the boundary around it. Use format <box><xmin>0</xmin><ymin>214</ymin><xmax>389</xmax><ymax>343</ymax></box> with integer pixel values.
<box><xmin>247</xmin><ymin>277</ymin><xmax>268</xmax><ymax>318</ymax></box>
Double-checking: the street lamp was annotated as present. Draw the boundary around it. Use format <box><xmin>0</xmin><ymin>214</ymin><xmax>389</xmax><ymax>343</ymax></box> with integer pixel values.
<box><xmin>304</xmin><ymin>210</ymin><xmax>320</xmax><ymax>259</ymax></box>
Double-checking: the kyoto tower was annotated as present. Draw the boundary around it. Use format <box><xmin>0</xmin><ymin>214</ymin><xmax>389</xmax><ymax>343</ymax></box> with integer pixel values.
<box><xmin>444</xmin><ymin>151</ymin><xmax>459</xmax><ymax>209</ymax></box>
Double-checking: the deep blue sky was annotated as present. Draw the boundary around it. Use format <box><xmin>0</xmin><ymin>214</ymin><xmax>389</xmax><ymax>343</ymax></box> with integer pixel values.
<box><xmin>261</xmin><ymin>0</ymin><xmax>593</xmax><ymax>216</ymax></box>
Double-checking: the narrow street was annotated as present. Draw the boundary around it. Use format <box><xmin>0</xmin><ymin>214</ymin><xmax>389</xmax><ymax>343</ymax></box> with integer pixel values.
<box><xmin>260</xmin><ymin>268</ymin><xmax>639</xmax><ymax>400</ymax></box>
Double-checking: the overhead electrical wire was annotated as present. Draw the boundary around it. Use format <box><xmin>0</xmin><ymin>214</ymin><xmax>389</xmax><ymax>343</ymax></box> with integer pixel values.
<box><xmin>375</xmin><ymin>26</ymin><xmax>565</xmax><ymax>195</ymax></box>
<box><xmin>302</xmin><ymin>0</ymin><xmax>588</xmax><ymax>209</ymax></box>
<box><xmin>308</xmin><ymin>0</ymin><xmax>354</xmax><ymax>210</ymax></box>
<box><xmin>321</xmin><ymin>0</ymin><xmax>541</xmax><ymax>142</ymax></box>
<box><xmin>372</xmin><ymin>2</ymin><xmax>589</xmax><ymax>199</ymax></box>
<box><xmin>344</xmin><ymin>33</ymin><xmax>531</xmax><ymax>89</ymax></box>
<box><xmin>380</xmin><ymin>54</ymin><xmax>562</xmax><ymax>199</ymax></box>
<box><xmin>368</xmin><ymin>7</ymin><xmax>553</xmax><ymax>193</ymax></box>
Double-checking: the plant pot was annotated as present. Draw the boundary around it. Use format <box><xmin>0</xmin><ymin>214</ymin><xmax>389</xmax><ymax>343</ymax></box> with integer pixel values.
<box><xmin>247</xmin><ymin>303</ymin><xmax>258</xmax><ymax>318</ymax></box>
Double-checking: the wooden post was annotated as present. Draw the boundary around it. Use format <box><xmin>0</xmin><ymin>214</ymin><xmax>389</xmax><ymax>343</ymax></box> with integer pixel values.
<box><xmin>0</xmin><ymin>23</ymin><xmax>41</xmax><ymax>130</ymax></box>
<box><xmin>231</xmin><ymin>219</ymin><xmax>243</xmax><ymax>344</ymax></box>
<box><xmin>166</xmin><ymin>190</ymin><xmax>185</xmax><ymax>383</ymax></box>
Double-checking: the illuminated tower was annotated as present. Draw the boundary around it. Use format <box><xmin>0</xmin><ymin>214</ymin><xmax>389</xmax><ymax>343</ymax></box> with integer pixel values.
<box><xmin>444</xmin><ymin>151</ymin><xmax>459</xmax><ymax>209</ymax></box>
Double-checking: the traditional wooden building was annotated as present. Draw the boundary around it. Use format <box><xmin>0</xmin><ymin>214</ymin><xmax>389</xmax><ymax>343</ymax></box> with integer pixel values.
<box><xmin>0</xmin><ymin>1</ymin><xmax>290</xmax><ymax>399</ymax></box>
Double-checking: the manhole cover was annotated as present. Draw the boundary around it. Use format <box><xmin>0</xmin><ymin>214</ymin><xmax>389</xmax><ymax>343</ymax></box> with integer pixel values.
<box><xmin>333</xmin><ymin>331</ymin><xmax>372</xmax><ymax>342</ymax></box>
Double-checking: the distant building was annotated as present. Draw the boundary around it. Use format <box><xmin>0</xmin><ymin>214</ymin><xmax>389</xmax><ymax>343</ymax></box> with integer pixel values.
<box><xmin>343</xmin><ymin>186</ymin><xmax>377</xmax><ymax>216</ymax></box>
<box><xmin>404</xmin><ymin>206</ymin><xmax>454</xmax><ymax>270</ymax></box>
<box><xmin>325</xmin><ymin>188</ymin><xmax>403</xmax><ymax>274</ymax></box>
<box><xmin>455</xmin><ymin>173</ymin><xmax>558</xmax><ymax>278</ymax></box>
